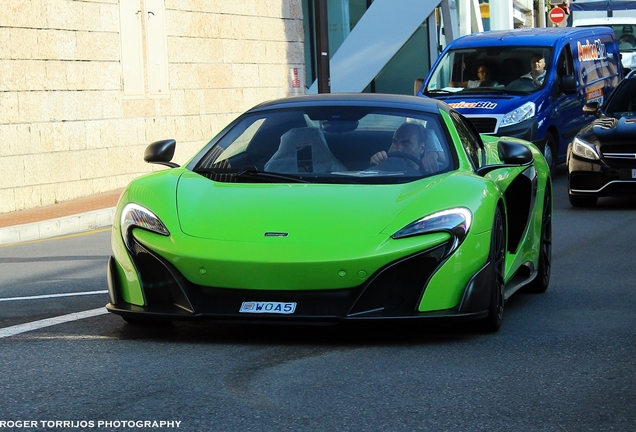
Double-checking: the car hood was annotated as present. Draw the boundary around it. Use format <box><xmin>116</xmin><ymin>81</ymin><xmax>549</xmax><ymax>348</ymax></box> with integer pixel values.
<box><xmin>581</xmin><ymin>116</ymin><xmax>636</xmax><ymax>145</ymax></box>
<box><xmin>175</xmin><ymin>173</ymin><xmax>439</xmax><ymax>242</ymax></box>
<box><xmin>429</xmin><ymin>93</ymin><xmax>537</xmax><ymax>116</ymax></box>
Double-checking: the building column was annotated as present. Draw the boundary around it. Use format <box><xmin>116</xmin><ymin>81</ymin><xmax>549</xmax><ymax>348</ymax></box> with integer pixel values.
<box><xmin>489</xmin><ymin>0</ymin><xmax>514</xmax><ymax>29</ymax></box>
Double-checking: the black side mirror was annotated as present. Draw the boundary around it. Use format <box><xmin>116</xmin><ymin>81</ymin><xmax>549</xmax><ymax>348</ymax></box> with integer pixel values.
<box><xmin>583</xmin><ymin>101</ymin><xmax>600</xmax><ymax>116</ymax></box>
<box><xmin>561</xmin><ymin>74</ymin><xmax>577</xmax><ymax>95</ymax></box>
<box><xmin>144</xmin><ymin>139</ymin><xmax>180</xmax><ymax>168</ymax></box>
<box><xmin>476</xmin><ymin>140</ymin><xmax>533</xmax><ymax>176</ymax></box>
<box><xmin>497</xmin><ymin>140</ymin><xmax>533</xmax><ymax>165</ymax></box>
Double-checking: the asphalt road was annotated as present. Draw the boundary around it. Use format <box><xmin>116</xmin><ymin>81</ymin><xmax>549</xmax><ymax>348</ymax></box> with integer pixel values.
<box><xmin>1</xmin><ymin>170</ymin><xmax>635</xmax><ymax>432</ymax></box>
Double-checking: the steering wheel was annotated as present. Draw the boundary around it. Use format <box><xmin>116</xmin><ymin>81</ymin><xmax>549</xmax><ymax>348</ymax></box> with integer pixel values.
<box><xmin>386</xmin><ymin>151</ymin><xmax>425</xmax><ymax>173</ymax></box>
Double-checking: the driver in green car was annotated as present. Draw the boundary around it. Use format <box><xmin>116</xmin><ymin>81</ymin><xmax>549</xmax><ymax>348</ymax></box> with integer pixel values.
<box><xmin>369</xmin><ymin>122</ymin><xmax>445</xmax><ymax>174</ymax></box>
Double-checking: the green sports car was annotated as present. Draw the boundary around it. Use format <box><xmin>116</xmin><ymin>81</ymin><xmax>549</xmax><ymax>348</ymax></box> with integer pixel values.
<box><xmin>106</xmin><ymin>93</ymin><xmax>552</xmax><ymax>332</ymax></box>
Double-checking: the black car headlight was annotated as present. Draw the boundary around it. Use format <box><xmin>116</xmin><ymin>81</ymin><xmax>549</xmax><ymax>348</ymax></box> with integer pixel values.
<box><xmin>392</xmin><ymin>208</ymin><xmax>472</xmax><ymax>256</ymax></box>
<box><xmin>571</xmin><ymin>137</ymin><xmax>600</xmax><ymax>161</ymax></box>
<box><xmin>120</xmin><ymin>203</ymin><xmax>170</xmax><ymax>251</ymax></box>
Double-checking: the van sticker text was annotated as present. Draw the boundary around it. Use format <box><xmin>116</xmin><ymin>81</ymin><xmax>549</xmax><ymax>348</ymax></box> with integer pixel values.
<box><xmin>577</xmin><ymin>39</ymin><xmax>608</xmax><ymax>62</ymax></box>
<box><xmin>586</xmin><ymin>87</ymin><xmax>604</xmax><ymax>105</ymax></box>
<box><xmin>447</xmin><ymin>101</ymin><xmax>498</xmax><ymax>110</ymax></box>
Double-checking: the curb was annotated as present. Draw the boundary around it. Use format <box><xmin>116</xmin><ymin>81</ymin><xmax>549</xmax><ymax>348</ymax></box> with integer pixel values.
<box><xmin>0</xmin><ymin>208</ymin><xmax>116</xmax><ymax>245</ymax></box>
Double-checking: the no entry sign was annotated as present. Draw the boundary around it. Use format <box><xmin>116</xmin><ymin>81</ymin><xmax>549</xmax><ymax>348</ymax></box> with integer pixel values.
<box><xmin>549</xmin><ymin>7</ymin><xmax>566</xmax><ymax>24</ymax></box>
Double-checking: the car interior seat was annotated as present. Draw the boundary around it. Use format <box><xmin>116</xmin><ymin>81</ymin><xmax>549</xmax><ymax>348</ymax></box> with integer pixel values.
<box><xmin>264</xmin><ymin>127</ymin><xmax>348</xmax><ymax>173</ymax></box>
<box><xmin>498</xmin><ymin>58</ymin><xmax>525</xmax><ymax>85</ymax></box>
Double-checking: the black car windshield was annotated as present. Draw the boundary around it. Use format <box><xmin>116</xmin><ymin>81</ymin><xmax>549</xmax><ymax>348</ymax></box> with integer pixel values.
<box><xmin>604</xmin><ymin>78</ymin><xmax>636</xmax><ymax>117</ymax></box>
<box><xmin>193</xmin><ymin>106</ymin><xmax>454</xmax><ymax>185</ymax></box>
<box><xmin>424</xmin><ymin>46</ymin><xmax>553</xmax><ymax>95</ymax></box>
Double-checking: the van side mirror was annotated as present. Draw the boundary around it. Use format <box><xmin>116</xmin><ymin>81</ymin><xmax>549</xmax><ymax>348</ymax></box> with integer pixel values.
<box><xmin>414</xmin><ymin>78</ymin><xmax>425</xmax><ymax>95</ymax></box>
<box><xmin>144</xmin><ymin>139</ymin><xmax>180</xmax><ymax>168</ymax></box>
<box><xmin>583</xmin><ymin>101</ymin><xmax>600</xmax><ymax>116</ymax></box>
<box><xmin>560</xmin><ymin>75</ymin><xmax>577</xmax><ymax>95</ymax></box>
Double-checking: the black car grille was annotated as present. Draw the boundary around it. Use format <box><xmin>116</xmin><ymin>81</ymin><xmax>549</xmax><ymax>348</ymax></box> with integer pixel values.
<box><xmin>569</xmin><ymin>173</ymin><xmax>608</xmax><ymax>190</ymax></box>
<box><xmin>602</xmin><ymin>146</ymin><xmax>636</xmax><ymax>168</ymax></box>
<box><xmin>467</xmin><ymin>117</ymin><xmax>497</xmax><ymax>134</ymax></box>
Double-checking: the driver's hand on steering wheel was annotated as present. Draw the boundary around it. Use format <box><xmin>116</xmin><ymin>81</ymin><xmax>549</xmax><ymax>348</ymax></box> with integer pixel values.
<box><xmin>370</xmin><ymin>151</ymin><xmax>388</xmax><ymax>165</ymax></box>
<box><xmin>421</xmin><ymin>152</ymin><xmax>439</xmax><ymax>173</ymax></box>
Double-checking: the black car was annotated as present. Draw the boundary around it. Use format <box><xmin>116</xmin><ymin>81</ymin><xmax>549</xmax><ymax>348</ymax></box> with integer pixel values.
<box><xmin>567</xmin><ymin>70</ymin><xmax>636</xmax><ymax>207</ymax></box>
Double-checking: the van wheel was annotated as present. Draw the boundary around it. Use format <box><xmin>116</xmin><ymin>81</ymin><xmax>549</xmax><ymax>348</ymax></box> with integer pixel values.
<box><xmin>543</xmin><ymin>132</ymin><xmax>556</xmax><ymax>175</ymax></box>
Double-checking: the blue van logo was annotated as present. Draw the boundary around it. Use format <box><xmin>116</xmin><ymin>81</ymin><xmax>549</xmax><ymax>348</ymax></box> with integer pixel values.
<box><xmin>447</xmin><ymin>101</ymin><xmax>498</xmax><ymax>110</ymax></box>
<box><xmin>577</xmin><ymin>39</ymin><xmax>608</xmax><ymax>61</ymax></box>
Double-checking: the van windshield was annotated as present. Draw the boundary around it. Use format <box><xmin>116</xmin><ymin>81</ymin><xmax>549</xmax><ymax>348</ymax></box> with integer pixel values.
<box><xmin>424</xmin><ymin>47</ymin><xmax>553</xmax><ymax>95</ymax></box>
<box><xmin>606</xmin><ymin>24</ymin><xmax>635</xmax><ymax>70</ymax></box>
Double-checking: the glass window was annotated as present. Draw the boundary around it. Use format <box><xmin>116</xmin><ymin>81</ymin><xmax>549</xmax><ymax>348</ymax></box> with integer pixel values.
<box><xmin>425</xmin><ymin>46</ymin><xmax>553</xmax><ymax>94</ymax></box>
<box><xmin>303</xmin><ymin>0</ymin><xmax>370</xmax><ymax>91</ymax></box>
<box><xmin>302</xmin><ymin>0</ymin><xmax>431</xmax><ymax>95</ymax></box>
<box><xmin>605</xmin><ymin>79</ymin><xmax>636</xmax><ymax>116</ymax></box>
<box><xmin>450</xmin><ymin>111</ymin><xmax>481</xmax><ymax>168</ymax></box>
<box><xmin>368</xmin><ymin>22</ymin><xmax>430</xmax><ymax>95</ymax></box>
<box><xmin>194</xmin><ymin>107</ymin><xmax>455</xmax><ymax>184</ymax></box>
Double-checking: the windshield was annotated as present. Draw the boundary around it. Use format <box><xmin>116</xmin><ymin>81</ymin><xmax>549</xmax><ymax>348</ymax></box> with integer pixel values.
<box><xmin>193</xmin><ymin>107</ymin><xmax>454</xmax><ymax>185</ymax></box>
<box><xmin>604</xmin><ymin>78</ymin><xmax>636</xmax><ymax>117</ymax></box>
<box><xmin>612</xmin><ymin>24</ymin><xmax>636</xmax><ymax>69</ymax></box>
<box><xmin>424</xmin><ymin>46</ymin><xmax>553</xmax><ymax>95</ymax></box>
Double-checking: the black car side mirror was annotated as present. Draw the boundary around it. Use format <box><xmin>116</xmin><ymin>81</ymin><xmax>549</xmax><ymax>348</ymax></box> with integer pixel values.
<box><xmin>144</xmin><ymin>139</ymin><xmax>180</xmax><ymax>168</ymax></box>
<box><xmin>583</xmin><ymin>101</ymin><xmax>600</xmax><ymax>116</ymax></box>
<box><xmin>476</xmin><ymin>140</ymin><xmax>533</xmax><ymax>177</ymax></box>
<box><xmin>497</xmin><ymin>140</ymin><xmax>533</xmax><ymax>165</ymax></box>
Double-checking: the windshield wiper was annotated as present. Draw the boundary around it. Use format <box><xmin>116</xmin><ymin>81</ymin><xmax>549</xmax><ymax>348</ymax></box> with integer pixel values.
<box><xmin>235</xmin><ymin>166</ymin><xmax>308</xmax><ymax>183</ymax></box>
<box><xmin>426</xmin><ymin>89</ymin><xmax>455</xmax><ymax>94</ymax></box>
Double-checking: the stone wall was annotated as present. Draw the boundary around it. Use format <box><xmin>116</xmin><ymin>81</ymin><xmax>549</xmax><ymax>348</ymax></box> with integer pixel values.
<box><xmin>0</xmin><ymin>0</ymin><xmax>304</xmax><ymax>214</ymax></box>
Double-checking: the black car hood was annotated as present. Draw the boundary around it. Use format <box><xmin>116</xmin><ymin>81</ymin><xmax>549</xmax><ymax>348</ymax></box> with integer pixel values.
<box><xmin>579</xmin><ymin>116</ymin><xmax>636</xmax><ymax>146</ymax></box>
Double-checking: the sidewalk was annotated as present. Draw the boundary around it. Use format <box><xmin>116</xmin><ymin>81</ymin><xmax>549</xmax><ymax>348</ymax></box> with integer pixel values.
<box><xmin>0</xmin><ymin>189</ymin><xmax>123</xmax><ymax>245</ymax></box>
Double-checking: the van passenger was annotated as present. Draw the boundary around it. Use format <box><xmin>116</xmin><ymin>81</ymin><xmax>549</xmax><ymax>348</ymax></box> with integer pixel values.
<box><xmin>451</xmin><ymin>64</ymin><xmax>497</xmax><ymax>88</ymax></box>
<box><xmin>522</xmin><ymin>54</ymin><xmax>547</xmax><ymax>86</ymax></box>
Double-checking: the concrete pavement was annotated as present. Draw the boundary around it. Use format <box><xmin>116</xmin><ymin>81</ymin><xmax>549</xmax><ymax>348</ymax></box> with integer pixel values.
<box><xmin>0</xmin><ymin>189</ymin><xmax>123</xmax><ymax>245</ymax></box>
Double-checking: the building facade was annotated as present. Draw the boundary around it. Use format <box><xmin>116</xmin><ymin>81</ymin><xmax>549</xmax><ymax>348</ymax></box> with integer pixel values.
<box><xmin>0</xmin><ymin>0</ymin><xmax>304</xmax><ymax>214</ymax></box>
<box><xmin>1</xmin><ymin>0</ymin><xmax>539</xmax><ymax>214</ymax></box>
<box><xmin>300</xmin><ymin>0</ymin><xmax>537</xmax><ymax>96</ymax></box>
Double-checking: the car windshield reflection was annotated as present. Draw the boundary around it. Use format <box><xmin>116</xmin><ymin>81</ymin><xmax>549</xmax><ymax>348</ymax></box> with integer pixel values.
<box><xmin>193</xmin><ymin>107</ymin><xmax>454</xmax><ymax>184</ymax></box>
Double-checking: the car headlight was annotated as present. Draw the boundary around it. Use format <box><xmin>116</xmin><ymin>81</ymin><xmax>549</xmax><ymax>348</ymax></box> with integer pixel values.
<box><xmin>571</xmin><ymin>136</ymin><xmax>600</xmax><ymax>160</ymax></box>
<box><xmin>393</xmin><ymin>208</ymin><xmax>472</xmax><ymax>256</ymax></box>
<box><xmin>120</xmin><ymin>203</ymin><xmax>170</xmax><ymax>250</ymax></box>
<box><xmin>500</xmin><ymin>102</ymin><xmax>535</xmax><ymax>127</ymax></box>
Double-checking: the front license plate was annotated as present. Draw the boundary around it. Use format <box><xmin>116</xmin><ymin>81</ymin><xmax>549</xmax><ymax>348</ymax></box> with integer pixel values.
<box><xmin>632</xmin><ymin>169</ymin><xmax>636</xmax><ymax>179</ymax></box>
<box><xmin>239</xmin><ymin>301</ymin><xmax>297</xmax><ymax>314</ymax></box>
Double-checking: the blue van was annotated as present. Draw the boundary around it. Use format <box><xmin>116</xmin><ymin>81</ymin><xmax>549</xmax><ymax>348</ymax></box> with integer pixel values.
<box><xmin>416</xmin><ymin>27</ymin><xmax>622</xmax><ymax>171</ymax></box>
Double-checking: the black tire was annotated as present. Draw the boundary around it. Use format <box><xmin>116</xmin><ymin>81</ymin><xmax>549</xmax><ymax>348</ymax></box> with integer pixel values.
<box><xmin>568</xmin><ymin>193</ymin><xmax>598</xmax><ymax>208</ymax></box>
<box><xmin>543</xmin><ymin>132</ymin><xmax>556</xmax><ymax>175</ymax></box>
<box><xmin>480</xmin><ymin>207</ymin><xmax>506</xmax><ymax>332</ymax></box>
<box><xmin>526</xmin><ymin>188</ymin><xmax>552</xmax><ymax>293</ymax></box>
